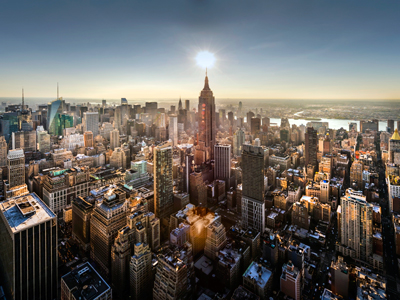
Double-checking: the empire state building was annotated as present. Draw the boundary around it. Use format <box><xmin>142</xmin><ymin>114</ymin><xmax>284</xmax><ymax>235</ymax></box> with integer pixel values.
<box><xmin>198</xmin><ymin>72</ymin><xmax>216</xmax><ymax>160</ymax></box>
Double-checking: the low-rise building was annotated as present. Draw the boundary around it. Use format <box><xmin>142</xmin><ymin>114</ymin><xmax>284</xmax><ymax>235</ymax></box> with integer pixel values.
<box><xmin>61</xmin><ymin>262</ymin><xmax>112</xmax><ymax>300</ymax></box>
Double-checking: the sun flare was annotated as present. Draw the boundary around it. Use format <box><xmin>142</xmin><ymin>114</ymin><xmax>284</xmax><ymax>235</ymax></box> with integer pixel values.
<box><xmin>195</xmin><ymin>51</ymin><xmax>216</xmax><ymax>69</ymax></box>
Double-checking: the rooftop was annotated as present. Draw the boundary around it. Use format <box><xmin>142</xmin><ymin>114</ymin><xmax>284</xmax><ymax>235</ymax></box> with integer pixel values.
<box><xmin>0</xmin><ymin>193</ymin><xmax>56</xmax><ymax>233</ymax></box>
<box><xmin>322</xmin><ymin>288</ymin><xmax>343</xmax><ymax>300</ymax></box>
<box><xmin>62</xmin><ymin>262</ymin><xmax>110</xmax><ymax>300</ymax></box>
<box><xmin>231</xmin><ymin>286</ymin><xmax>260</xmax><ymax>300</ymax></box>
<box><xmin>194</xmin><ymin>255</ymin><xmax>214</xmax><ymax>275</ymax></box>
<box><xmin>243</xmin><ymin>261</ymin><xmax>272</xmax><ymax>289</ymax></box>
<box><xmin>7</xmin><ymin>148</ymin><xmax>24</xmax><ymax>160</ymax></box>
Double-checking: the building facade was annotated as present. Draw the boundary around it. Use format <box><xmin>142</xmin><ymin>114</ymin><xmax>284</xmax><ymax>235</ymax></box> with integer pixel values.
<box><xmin>0</xmin><ymin>193</ymin><xmax>58</xmax><ymax>300</ymax></box>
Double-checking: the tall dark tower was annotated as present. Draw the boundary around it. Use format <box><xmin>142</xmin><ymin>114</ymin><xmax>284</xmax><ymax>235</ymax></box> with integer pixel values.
<box><xmin>198</xmin><ymin>71</ymin><xmax>216</xmax><ymax>159</ymax></box>
<box><xmin>305</xmin><ymin>127</ymin><xmax>318</xmax><ymax>167</ymax></box>
<box><xmin>178</xmin><ymin>97</ymin><xmax>183</xmax><ymax>110</ymax></box>
<box><xmin>22</xmin><ymin>88</ymin><xmax>24</xmax><ymax>110</ymax></box>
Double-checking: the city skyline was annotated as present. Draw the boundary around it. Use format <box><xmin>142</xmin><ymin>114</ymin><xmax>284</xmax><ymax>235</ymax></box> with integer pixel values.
<box><xmin>1</xmin><ymin>0</ymin><xmax>400</xmax><ymax>100</ymax></box>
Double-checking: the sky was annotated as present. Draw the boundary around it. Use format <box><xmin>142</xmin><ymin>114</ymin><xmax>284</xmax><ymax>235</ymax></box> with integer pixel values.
<box><xmin>1</xmin><ymin>0</ymin><xmax>400</xmax><ymax>101</ymax></box>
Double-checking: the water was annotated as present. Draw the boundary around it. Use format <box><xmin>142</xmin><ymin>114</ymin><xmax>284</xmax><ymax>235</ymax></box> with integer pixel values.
<box><xmin>269</xmin><ymin>118</ymin><xmax>388</xmax><ymax>130</ymax></box>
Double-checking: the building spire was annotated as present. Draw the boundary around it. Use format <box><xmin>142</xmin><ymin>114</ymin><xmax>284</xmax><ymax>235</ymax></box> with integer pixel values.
<box><xmin>203</xmin><ymin>69</ymin><xmax>210</xmax><ymax>90</ymax></box>
<box><xmin>22</xmin><ymin>88</ymin><xmax>24</xmax><ymax>109</ymax></box>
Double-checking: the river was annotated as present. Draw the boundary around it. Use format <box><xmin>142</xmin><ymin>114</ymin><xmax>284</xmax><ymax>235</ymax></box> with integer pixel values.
<box><xmin>269</xmin><ymin>118</ymin><xmax>388</xmax><ymax>130</ymax></box>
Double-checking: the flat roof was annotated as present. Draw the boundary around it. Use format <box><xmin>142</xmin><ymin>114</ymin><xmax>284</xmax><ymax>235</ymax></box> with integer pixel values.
<box><xmin>243</xmin><ymin>261</ymin><xmax>272</xmax><ymax>288</ymax></box>
<box><xmin>62</xmin><ymin>262</ymin><xmax>110</xmax><ymax>300</ymax></box>
<box><xmin>194</xmin><ymin>255</ymin><xmax>214</xmax><ymax>275</ymax></box>
<box><xmin>0</xmin><ymin>193</ymin><xmax>56</xmax><ymax>233</ymax></box>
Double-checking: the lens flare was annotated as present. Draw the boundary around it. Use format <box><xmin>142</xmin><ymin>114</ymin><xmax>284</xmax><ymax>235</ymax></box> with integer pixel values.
<box><xmin>195</xmin><ymin>51</ymin><xmax>216</xmax><ymax>69</ymax></box>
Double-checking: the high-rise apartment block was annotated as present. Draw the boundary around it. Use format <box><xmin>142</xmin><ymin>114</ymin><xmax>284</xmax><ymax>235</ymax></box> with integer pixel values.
<box><xmin>338</xmin><ymin>189</ymin><xmax>373</xmax><ymax>261</ymax></box>
<box><xmin>214</xmin><ymin>144</ymin><xmax>231</xmax><ymax>187</ymax></box>
<box><xmin>0</xmin><ymin>193</ymin><xmax>58</xmax><ymax>300</ymax></box>
<box><xmin>7</xmin><ymin>149</ymin><xmax>25</xmax><ymax>188</ymax></box>
<box><xmin>241</xmin><ymin>144</ymin><xmax>265</xmax><ymax>233</ymax></box>
<box><xmin>280</xmin><ymin>262</ymin><xmax>301</xmax><ymax>300</ymax></box>
<box><xmin>83</xmin><ymin>112</ymin><xmax>99</xmax><ymax>137</ymax></box>
<box><xmin>153</xmin><ymin>141</ymin><xmax>173</xmax><ymax>219</ymax></box>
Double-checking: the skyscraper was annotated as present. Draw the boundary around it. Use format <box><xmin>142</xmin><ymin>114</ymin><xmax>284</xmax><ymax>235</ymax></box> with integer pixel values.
<box><xmin>90</xmin><ymin>189</ymin><xmax>128</xmax><ymax>274</ymax></box>
<box><xmin>198</xmin><ymin>72</ymin><xmax>216</xmax><ymax>159</ymax></box>
<box><xmin>111</xmin><ymin>227</ymin><xmax>131</xmax><ymax>298</ymax></box>
<box><xmin>388</xmin><ymin>119</ymin><xmax>395</xmax><ymax>133</ymax></box>
<box><xmin>178</xmin><ymin>98</ymin><xmax>183</xmax><ymax>110</ymax></box>
<box><xmin>0</xmin><ymin>136</ymin><xmax>8</xmax><ymax>167</ymax></box>
<box><xmin>0</xmin><ymin>193</ymin><xmax>58</xmax><ymax>300</ymax></box>
<box><xmin>250</xmin><ymin>117</ymin><xmax>261</xmax><ymax>135</ymax></box>
<box><xmin>241</xmin><ymin>144</ymin><xmax>265</xmax><ymax>233</ymax></box>
<box><xmin>233</xmin><ymin>128</ymin><xmax>245</xmax><ymax>156</ymax></box>
<box><xmin>214</xmin><ymin>144</ymin><xmax>231</xmax><ymax>187</ymax></box>
<box><xmin>185</xmin><ymin>99</ymin><xmax>190</xmax><ymax>111</ymax></box>
<box><xmin>204</xmin><ymin>220</ymin><xmax>227</xmax><ymax>260</ymax></box>
<box><xmin>47</xmin><ymin>98</ymin><xmax>65</xmax><ymax>136</ymax></box>
<box><xmin>339</xmin><ymin>189</ymin><xmax>373</xmax><ymax>261</ymax></box>
<box><xmin>83</xmin><ymin>112</ymin><xmax>99</xmax><ymax>137</ymax></box>
<box><xmin>130</xmin><ymin>242</ymin><xmax>152</xmax><ymax>300</ymax></box>
<box><xmin>153</xmin><ymin>251</ymin><xmax>188</xmax><ymax>300</ymax></box>
<box><xmin>110</xmin><ymin>129</ymin><xmax>120</xmax><ymax>150</ymax></box>
<box><xmin>350</xmin><ymin>160</ymin><xmax>364</xmax><ymax>189</ymax></box>
<box><xmin>169</xmin><ymin>115</ymin><xmax>178</xmax><ymax>146</ymax></box>
<box><xmin>154</xmin><ymin>141</ymin><xmax>173</xmax><ymax>219</ymax></box>
<box><xmin>37</xmin><ymin>130</ymin><xmax>51</xmax><ymax>153</ymax></box>
<box><xmin>305</xmin><ymin>127</ymin><xmax>318</xmax><ymax>167</ymax></box>
<box><xmin>389</xmin><ymin>129</ymin><xmax>400</xmax><ymax>164</ymax></box>
<box><xmin>7</xmin><ymin>149</ymin><xmax>25</xmax><ymax>188</ymax></box>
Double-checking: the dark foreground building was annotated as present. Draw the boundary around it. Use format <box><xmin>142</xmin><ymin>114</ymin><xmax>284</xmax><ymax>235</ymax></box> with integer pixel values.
<box><xmin>0</xmin><ymin>192</ymin><xmax>58</xmax><ymax>300</ymax></box>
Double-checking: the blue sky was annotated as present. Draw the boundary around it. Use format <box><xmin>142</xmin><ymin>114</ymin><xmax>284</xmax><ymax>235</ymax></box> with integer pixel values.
<box><xmin>1</xmin><ymin>0</ymin><xmax>400</xmax><ymax>100</ymax></box>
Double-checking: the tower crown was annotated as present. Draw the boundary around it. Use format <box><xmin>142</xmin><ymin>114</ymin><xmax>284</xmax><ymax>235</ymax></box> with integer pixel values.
<box><xmin>392</xmin><ymin>128</ymin><xmax>400</xmax><ymax>140</ymax></box>
<box><xmin>203</xmin><ymin>69</ymin><xmax>210</xmax><ymax>91</ymax></box>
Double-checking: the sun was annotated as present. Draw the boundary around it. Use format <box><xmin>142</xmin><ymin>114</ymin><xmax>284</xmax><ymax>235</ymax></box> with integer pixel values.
<box><xmin>195</xmin><ymin>51</ymin><xmax>216</xmax><ymax>69</ymax></box>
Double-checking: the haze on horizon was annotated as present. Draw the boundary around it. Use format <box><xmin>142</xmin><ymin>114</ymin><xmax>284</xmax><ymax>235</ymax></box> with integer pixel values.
<box><xmin>1</xmin><ymin>0</ymin><xmax>400</xmax><ymax>101</ymax></box>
